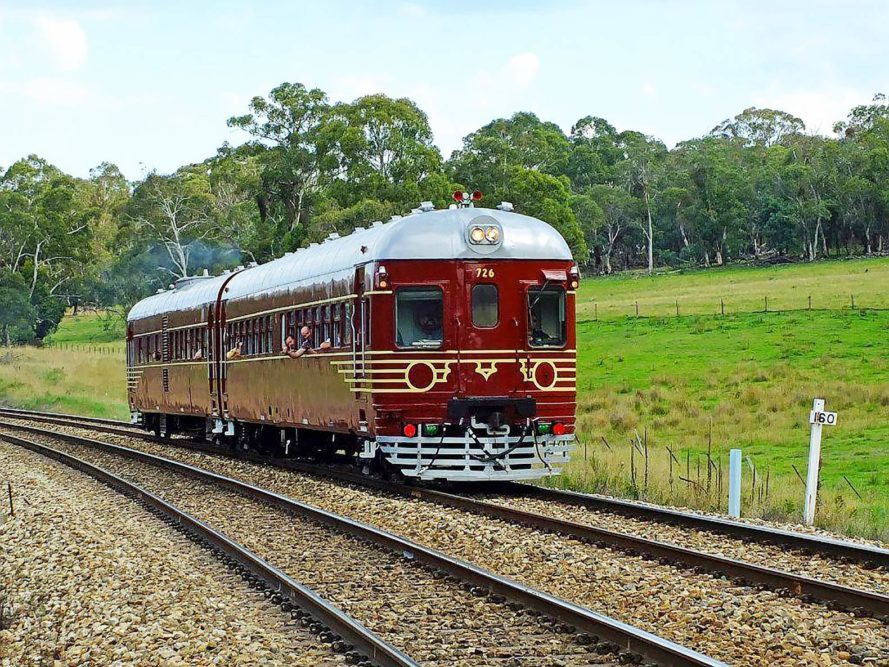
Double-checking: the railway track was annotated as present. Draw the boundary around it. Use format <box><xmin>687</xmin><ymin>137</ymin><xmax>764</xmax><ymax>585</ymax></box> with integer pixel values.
<box><xmin>2</xmin><ymin>408</ymin><xmax>885</xmax><ymax>607</ymax></box>
<box><xmin>0</xmin><ymin>440</ymin><xmax>384</xmax><ymax>666</ymax></box>
<box><xmin>0</xmin><ymin>423</ymin><xmax>723</xmax><ymax>667</ymax></box>
<box><xmin>1</xmin><ymin>432</ymin><xmax>414</xmax><ymax>667</ymax></box>
<box><xmin>7</xmin><ymin>414</ymin><xmax>887</xmax><ymax>662</ymax></box>
<box><xmin>3</xmin><ymin>406</ymin><xmax>883</xmax><ymax>567</ymax></box>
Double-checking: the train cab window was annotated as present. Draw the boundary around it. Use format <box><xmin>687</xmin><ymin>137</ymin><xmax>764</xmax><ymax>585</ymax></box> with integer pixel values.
<box><xmin>471</xmin><ymin>284</ymin><xmax>499</xmax><ymax>328</ymax></box>
<box><xmin>527</xmin><ymin>287</ymin><xmax>566</xmax><ymax>348</ymax></box>
<box><xmin>395</xmin><ymin>287</ymin><xmax>443</xmax><ymax>349</ymax></box>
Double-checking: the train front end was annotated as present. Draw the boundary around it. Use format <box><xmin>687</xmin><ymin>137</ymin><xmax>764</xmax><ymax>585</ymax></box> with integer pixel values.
<box><xmin>357</xmin><ymin>200</ymin><xmax>577</xmax><ymax>482</ymax></box>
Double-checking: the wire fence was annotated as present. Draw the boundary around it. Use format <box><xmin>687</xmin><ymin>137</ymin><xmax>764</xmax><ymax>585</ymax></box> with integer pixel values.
<box><xmin>579</xmin><ymin>293</ymin><xmax>889</xmax><ymax>321</ymax></box>
<box><xmin>40</xmin><ymin>343</ymin><xmax>124</xmax><ymax>355</ymax></box>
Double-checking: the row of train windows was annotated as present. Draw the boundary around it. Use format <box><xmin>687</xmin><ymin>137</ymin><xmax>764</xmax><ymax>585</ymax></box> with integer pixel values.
<box><xmin>133</xmin><ymin>328</ymin><xmax>208</xmax><ymax>364</ymax></box>
<box><xmin>224</xmin><ymin>302</ymin><xmax>356</xmax><ymax>358</ymax></box>
<box><xmin>129</xmin><ymin>302</ymin><xmax>361</xmax><ymax>365</ymax></box>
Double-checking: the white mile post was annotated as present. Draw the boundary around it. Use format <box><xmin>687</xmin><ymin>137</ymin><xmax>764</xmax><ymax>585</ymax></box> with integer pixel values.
<box><xmin>728</xmin><ymin>449</ymin><xmax>742</xmax><ymax>518</ymax></box>
<box><xmin>804</xmin><ymin>398</ymin><xmax>837</xmax><ymax>526</ymax></box>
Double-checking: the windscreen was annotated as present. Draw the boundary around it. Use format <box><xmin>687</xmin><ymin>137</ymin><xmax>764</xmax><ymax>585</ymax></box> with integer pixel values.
<box><xmin>396</xmin><ymin>287</ymin><xmax>443</xmax><ymax>348</ymax></box>
<box><xmin>527</xmin><ymin>287</ymin><xmax>566</xmax><ymax>347</ymax></box>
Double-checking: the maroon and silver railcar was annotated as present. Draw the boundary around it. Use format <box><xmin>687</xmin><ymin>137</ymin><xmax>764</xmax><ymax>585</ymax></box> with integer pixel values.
<box><xmin>126</xmin><ymin>201</ymin><xmax>578</xmax><ymax>481</ymax></box>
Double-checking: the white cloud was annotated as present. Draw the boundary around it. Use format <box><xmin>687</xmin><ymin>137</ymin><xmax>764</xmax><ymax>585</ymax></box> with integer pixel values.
<box><xmin>34</xmin><ymin>12</ymin><xmax>88</xmax><ymax>71</ymax></box>
<box><xmin>504</xmin><ymin>52</ymin><xmax>539</xmax><ymax>88</ymax></box>
<box><xmin>752</xmin><ymin>86</ymin><xmax>871</xmax><ymax>136</ymax></box>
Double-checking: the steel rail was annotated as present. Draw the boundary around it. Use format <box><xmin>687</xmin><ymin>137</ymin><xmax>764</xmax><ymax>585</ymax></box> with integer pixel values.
<box><xmin>0</xmin><ymin>431</ymin><xmax>416</xmax><ymax>667</ymax></box>
<box><xmin>507</xmin><ymin>483</ymin><xmax>889</xmax><ymax>567</ymax></box>
<box><xmin>0</xmin><ymin>420</ymin><xmax>725</xmax><ymax>667</ymax></box>
<box><xmin>4</xmin><ymin>407</ymin><xmax>884</xmax><ymax>568</ymax></box>
<box><xmin>1</xmin><ymin>410</ymin><xmax>887</xmax><ymax>620</ymax></box>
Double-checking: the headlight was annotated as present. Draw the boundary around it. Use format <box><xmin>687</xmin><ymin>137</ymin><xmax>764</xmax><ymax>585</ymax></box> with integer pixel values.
<box><xmin>469</xmin><ymin>226</ymin><xmax>485</xmax><ymax>243</ymax></box>
<box><xmin>484</xmin><ymin>226</ymin><xmax>500</xmax><ymax>243</ymax></box>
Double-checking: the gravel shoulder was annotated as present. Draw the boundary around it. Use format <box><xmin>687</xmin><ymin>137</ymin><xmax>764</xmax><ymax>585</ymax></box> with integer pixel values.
<box><xmin>12</xmin><ymin>438</ymin><xmax>622</xmax><ymax>667</ymax></box>
<box><xmin>0</xmin><ymin>441</ymin><xmax>345</xmax><ymax>666</ymax></box>
<box><xmin>9</xmin><ymin>426</ymin><xmax>888</xmax><ymax>667</ymax></box>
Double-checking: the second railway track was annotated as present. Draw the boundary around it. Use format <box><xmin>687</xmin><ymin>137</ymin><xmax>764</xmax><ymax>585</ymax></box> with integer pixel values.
<box><xmin>1</xmin><ymin>411</ymin><xmax>887</xmax><ymax>666</ymax></box>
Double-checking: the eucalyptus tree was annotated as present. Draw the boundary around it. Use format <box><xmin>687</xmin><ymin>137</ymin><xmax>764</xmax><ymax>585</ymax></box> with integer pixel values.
<box><xmin>617</xmin><ymin>131</ymin><xmax>668</xmax><ymax>273</ymax></box>
<box><xmin>775</xmin><ymin>134</ymin><xmax>836</xmax><ymax>260</ymax></box>
<box><xmin>0</xmin><ymin>156</ymin><xmax>96</xmax><ymax>339</ymax></box>
<box><xmin>228</xmin><ymin>82</ymin><xmax>332</xmax><ymax>249</ymax></box>
<box><xmin>448</xmin><ymin>112</ymin><xmax>571</xmax><ymax>198</ymax></box>
<box><xmin>124</xmin><ymin>168</ymin><xmax>217</xmax><ymax>279</ymax></box>
<box><xmin>711</xmin><ymin>107</ymin><xmax>806</xmax><ymax>147</ymax></box>
<box><xmin>564</xmin><ymin>116</ymin><xmax>623</xmax><ymax>190</ymax></box>
<box><xmin>587</xmin><ymin>184</ymin><xmax>640</xmax><ymax>274</ymax></box>
<box><xmin>321</xmin><ymin>94</ymin><xmax>442</xmax><ymax>208</ymax></box>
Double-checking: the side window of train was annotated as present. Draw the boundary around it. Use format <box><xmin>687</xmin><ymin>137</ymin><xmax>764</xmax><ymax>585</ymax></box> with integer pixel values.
<box><xmin>471</xmin><ymin>283</ymin><xmax>499</xmax><ymax>328</ymax></box>
<box><xmin>395</xmin><ymin>287</ymin><xmax>442</xmax><ymax>349</ymax></box>
<box><xmin>527</xmin><ymin>287</ymin><xmax>567</xmax><ymax>348</ymax></box>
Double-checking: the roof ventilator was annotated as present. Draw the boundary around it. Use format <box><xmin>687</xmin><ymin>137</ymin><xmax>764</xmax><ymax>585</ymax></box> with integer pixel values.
<box><xmin>496</xmin><ymin>201</ymin><xmax>514</xmax><ymax>212</ymax></box>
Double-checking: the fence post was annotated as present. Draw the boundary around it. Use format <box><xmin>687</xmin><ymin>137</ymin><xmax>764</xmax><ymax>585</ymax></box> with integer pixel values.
<box><xmin>808</xmin><ymin>295</ymin><xmax>812</xmax><ymax>311</ymax></box>
<box><xmin>764</xmin><ymin>296</ymin><xmax>768</xmax><ymax>312</ymax></box>
<box><xmin>720</xmin><ymin>298</ymin><xmax>725</xmax><ymax>316</ymax></box>
<box><xmin>635</xmin><ymin>301</ymin><xmax>639</xmax><ymax>318</ymax></box>
<box><xmin>728</xmin><ymin>449</ymin><xmax>742</xmax><ymax>518</ymax></box>
<box><xmin>594</xmin><ymin>303</ymin><xmax>598</xmax><ymax>321</ymax></box>
<box><xmin>675</xmin><ymin>300</ymin><xmax>679</xmax><ymax>317</ymax></box>
<box><xmin>851</xmin><ymin>294</ymin><xmax>855</xmax><ymax>309</ymax></box>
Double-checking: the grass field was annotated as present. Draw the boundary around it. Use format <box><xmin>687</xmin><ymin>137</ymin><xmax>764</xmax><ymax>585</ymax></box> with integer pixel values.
<box><xmin>0</xmin><ymin>258</ymin><xmax>886</xmax><ymax>538</ymax></box>
<box><xmin>576</xmin><ymin>257</ymin><xmax>889</xmax><ymax>320</ymax></box>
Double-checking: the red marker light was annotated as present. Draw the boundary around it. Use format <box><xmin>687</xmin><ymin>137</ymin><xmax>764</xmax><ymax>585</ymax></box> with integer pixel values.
<box><xmin>552</xmin><ymin>422</ymin><xmax>566</xmax><ymax>436</ymax></box>
<box><xmin>471</xmin><ymin>190</ymin><xmax>483</xmax><ymax>201</ymax></box>
<box><xmin>453</xmin><ymin>190</ymin><xmax>464</xmax><ymax>202</ymax></box>
<box><xmin>403</xmin><ymin>423</ymin><xmax>417</xmax><ymax>438</ymax></box>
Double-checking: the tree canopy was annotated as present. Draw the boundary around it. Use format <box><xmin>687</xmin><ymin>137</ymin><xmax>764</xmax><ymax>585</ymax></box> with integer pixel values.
<box><xmin>1</xmin><ymin>84</ymin><xmax>887</xmax><ymax>342</ymax></box>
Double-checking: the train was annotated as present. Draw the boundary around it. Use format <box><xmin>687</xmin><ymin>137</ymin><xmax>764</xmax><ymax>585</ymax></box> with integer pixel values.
<box><xmin>126</xmin><ymin>192</ymin><xmax>578</xmax><ymax>482</ymax></box>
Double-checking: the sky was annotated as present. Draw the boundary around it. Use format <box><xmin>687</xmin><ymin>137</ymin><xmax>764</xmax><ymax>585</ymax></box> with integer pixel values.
<box><xmin>1</xmin><ymin>0</ymin><xmax>887</xmax><ymax>179</ymax></box>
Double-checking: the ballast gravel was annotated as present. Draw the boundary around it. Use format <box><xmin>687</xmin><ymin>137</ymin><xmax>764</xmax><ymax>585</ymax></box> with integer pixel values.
<box><xmin>476</xmin><ymin>493</ymin><xmax>889</xmax><ymax>595</ymax></box>
<box><xmin>5</xmin><ymin>423</ymin><xmax>889</xmax><ymax>666</ymax></box>
<box><xmin>0</xmin><ymin>441</ymin><xmax>345</xmax><ymax>666</ymax></box>
<box><xmin>7</xmin><ymin>439</ymin><xmax>622</xmax><ymax>667</ymax></box>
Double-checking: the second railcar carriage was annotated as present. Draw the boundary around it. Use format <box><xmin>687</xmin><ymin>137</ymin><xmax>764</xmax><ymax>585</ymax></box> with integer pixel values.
<box><xmin>127</xmin><ymin>198</ymin><xmax>577</xmax><ymax>481</ymax></box>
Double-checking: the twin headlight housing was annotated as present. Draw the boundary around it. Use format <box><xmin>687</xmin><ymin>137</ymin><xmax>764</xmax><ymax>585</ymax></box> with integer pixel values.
<box><xmin>469</xmin><ymin>225</ymin><xmax>500</xmax><ymax>244</ymax></box>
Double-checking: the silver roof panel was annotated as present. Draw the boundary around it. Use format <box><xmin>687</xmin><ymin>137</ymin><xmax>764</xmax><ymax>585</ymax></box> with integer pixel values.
<box><xmin>128</xmin><ymin>207</ymin><xmax>572</xmax><ymax>322</ymax></box>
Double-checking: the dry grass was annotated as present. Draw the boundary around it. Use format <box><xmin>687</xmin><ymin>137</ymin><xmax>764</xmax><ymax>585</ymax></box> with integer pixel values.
<box><xmin>0</xmin><ymin>345</ymin><xmax>127</xmax><ymax>420</ymax></box>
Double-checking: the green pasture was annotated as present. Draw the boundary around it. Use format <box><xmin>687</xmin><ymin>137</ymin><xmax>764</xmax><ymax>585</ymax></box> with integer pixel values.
<box><xmin>0</xmin><ymin>258</ymin><xmax>886</xmax><ymax>538</ymax></box>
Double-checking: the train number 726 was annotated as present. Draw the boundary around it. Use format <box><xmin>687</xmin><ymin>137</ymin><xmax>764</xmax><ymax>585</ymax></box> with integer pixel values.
<box><xmin>475</xmin><ymin>267</ymin><xmax>495</xmax><ymax>278</ymax></box>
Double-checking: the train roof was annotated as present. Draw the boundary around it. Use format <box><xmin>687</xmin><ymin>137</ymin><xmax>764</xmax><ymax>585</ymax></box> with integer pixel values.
<box><xmin>128</xmin><ymin>206</ymin><xmax>573</xmax><ymax>321</ymax></box>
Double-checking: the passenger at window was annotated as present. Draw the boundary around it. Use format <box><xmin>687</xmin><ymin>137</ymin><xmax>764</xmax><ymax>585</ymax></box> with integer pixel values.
<box><xmin>226</xmin><ymin>339</ymin><xmax>243</xmax><ymax>360</ymax></box>
<box><xmin>283</xmin><ymin>325</ymin><xmax>330</xmax><ymax>359</ymax></box>
<box><xmin>192</xmin><ymin>346</ymin><xmax>203</xmax><ymax>360</ymax></box>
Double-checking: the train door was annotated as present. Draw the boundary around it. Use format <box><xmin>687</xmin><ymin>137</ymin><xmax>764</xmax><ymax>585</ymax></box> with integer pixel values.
<box><xmin>455</xmin><ymin>263</ymin><xmax>524</xmax><ymax>399</ymax></box>
<box><xmin>346</xmin><ymin>264</ymin><xmax>370</xmax><ymax>429</ymax></box>
<box><xmin>206</xmin><ymin>306</ymin><xmax>219</xmax><ymax>418</ymax></box>
<box><xmin>211</xmin><ymin>269</ymin><xmax>243</xmax><ymax>424</ymax></box>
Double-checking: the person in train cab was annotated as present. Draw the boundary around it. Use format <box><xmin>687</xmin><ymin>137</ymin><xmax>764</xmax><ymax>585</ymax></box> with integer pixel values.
<box><xmin>283</xmin><ymin>325</ymin><xmax>330</xmax><ymax>359</ymax></box>
<box><xmin>226</xmin><ymin>339</ymin><xmax>243</xmax><ymax>360</ymax></box>
<box><xmin>192</xmin><ymin>346</ymin><xmax>203</xmax><ymax>360</ymax></box>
